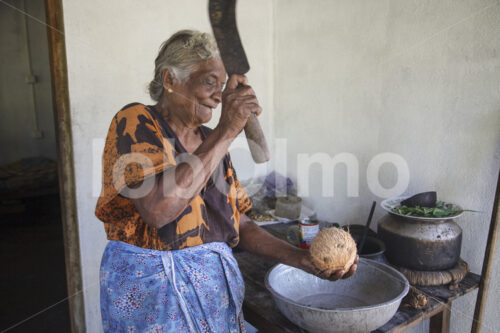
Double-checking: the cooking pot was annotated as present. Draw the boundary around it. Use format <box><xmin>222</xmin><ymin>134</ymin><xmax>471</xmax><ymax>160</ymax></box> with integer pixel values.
<box><xmin>377</xmin><ymin>198</ymin><xmax>462</xmax><ymax>271</ymax></box>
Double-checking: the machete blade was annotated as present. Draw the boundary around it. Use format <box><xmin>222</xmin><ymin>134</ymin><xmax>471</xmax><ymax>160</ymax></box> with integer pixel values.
<box><xmin>208</xmin><ymin>0</ymin><xmax>250</xmax><ymax>75</ymax></box>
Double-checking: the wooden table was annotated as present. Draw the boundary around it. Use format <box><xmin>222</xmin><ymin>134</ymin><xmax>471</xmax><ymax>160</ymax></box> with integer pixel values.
<box><xmin>234</xmin><ymin>223</ymin><xmax>480</xmax><ymax>333</ymax></box>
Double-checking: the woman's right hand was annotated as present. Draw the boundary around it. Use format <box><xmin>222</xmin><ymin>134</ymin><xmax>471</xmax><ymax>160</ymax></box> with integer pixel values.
<box><xmin>218</xmin><ymin>74</ymin><xmax>262</xmax><ymax>138</ymax></box>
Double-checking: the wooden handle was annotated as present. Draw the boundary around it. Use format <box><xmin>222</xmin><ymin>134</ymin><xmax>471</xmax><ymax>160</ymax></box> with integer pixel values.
<box><xmin>244</xmin><ymin>114</ymin><xmax>270</xmax><ymax>163</ymax></box>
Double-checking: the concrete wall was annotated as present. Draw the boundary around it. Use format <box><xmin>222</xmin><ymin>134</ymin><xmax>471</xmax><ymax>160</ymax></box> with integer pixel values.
<box><xmin>273</xmin><ymin>0</ymin><xmax>500</xmax><ymax>332</ymax></box>
<box><xmin>0</xmin><ymin>0</ymin><xmax>56</xmax><ymax>164</ymax></box>
<box><xmin>62</xmin><ymin>0</ymin><xmax>273</xmax><ymax>331</ymax></box>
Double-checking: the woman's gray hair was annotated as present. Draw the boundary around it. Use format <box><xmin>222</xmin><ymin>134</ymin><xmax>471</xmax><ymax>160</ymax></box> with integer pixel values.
<box><xmin>148</xmin><ymin>30</ymin><xmax>220</xmax><ymax>101</ymax></box>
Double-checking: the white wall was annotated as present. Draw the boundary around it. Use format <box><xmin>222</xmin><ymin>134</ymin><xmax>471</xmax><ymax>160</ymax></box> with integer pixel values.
<box><xmin>62</xmin><ymin>0</ymin><xmax>273</xmax><ymax>331</ymax></box>
<box><xmin>0</xmin><ymin>0</ymin><xmax>56</xmax><ymax>164</ymax></box>
<box><xmin>273</xmin><ymin>0</ymin><xmax>500</xmax><ymax>332</ymax></box>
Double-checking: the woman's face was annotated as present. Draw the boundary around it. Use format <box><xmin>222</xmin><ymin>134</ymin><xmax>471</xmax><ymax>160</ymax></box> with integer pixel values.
<box><xmin>169</xmin><ymin>58</ymin><xmax>227</xmax><ymax>127</ymax></box>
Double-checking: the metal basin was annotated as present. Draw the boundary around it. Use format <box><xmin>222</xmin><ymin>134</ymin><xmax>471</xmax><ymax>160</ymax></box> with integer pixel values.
<box><xmin>265</xmin><ymin>258</ymin><xmax>409</xmax><ymax>333</ymax></box>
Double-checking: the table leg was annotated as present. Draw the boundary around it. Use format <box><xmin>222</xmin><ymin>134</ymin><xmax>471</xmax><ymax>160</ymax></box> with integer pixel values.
<box><xmin>429</xmin><ymin>302</ymin><xmax>451</xmax><ymax>333</ymax></box>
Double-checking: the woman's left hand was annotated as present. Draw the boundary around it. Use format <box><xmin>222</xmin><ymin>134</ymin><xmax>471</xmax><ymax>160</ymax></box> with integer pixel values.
<box><xmin>238</xmin><ymin>217</ymin><xmax>358</xmax><ymax>282</ymax></box>
<box><xmin>295</xmin><ymin>250</ymin><xmax>359</xmax><ymax>282</ymax></box>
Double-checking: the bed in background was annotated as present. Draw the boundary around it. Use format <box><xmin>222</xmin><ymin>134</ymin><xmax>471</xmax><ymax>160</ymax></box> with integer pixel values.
<box><xmin>0</xmin><ymin>157</ymin><xmax>58</xmax><ymax>201</ymax></box>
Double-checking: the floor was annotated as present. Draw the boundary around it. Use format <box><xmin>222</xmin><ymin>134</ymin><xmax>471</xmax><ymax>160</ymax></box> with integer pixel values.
<box><xmin>244</xmin><ymin>320</ymin><xmax>259</xmax><ymax>333</ymax></box>
<box><xmin>0</xmin><ymin>194</ymin><xmax>70</xmax><ymax>333</ymax></box>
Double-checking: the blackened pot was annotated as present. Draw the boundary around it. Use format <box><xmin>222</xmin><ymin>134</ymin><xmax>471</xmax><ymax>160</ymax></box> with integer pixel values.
<box><xmin>377</xmin><ymin>214</ymin><xmax>462</xmax><ymax>271</ymax></box>
<box><xmin>351</xmin><ymin>234</ymin><xmax>389</xmax><ymax>264</ymax></box>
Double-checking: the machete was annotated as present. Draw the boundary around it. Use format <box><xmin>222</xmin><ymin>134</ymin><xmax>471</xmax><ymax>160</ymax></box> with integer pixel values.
<box><xmin>208</xmin><ymin>0</ymin><xmax>270</xmax><ymax>163</ymax></box>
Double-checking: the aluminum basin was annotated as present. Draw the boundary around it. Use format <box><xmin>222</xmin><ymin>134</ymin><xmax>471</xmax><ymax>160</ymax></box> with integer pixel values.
<box><xmin>265</xmin><ymin>258</ymin><xmax>409</xmax><ymax>333</ymax></box>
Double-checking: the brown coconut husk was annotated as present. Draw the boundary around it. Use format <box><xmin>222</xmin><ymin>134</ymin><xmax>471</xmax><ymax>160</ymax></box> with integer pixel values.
<box><xmin>403</xmin><ymin>287</ymin><xmax>429</xmax><ymax>310</ymax></box>
<box><xmin>310</xmin><ymin>227</ymin><xmax>357</xmax><ymax>272</ymax></box>
<box><xmin>398</xmin><ymin>259</ymin><xmax>469</xmax><ymax>289</ymax></box>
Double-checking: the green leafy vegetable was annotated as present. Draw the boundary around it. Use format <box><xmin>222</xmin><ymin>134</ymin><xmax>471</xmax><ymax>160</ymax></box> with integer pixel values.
<box><xmin>392</xmin><ymin>201</ymin><xmax>465</xmax><ymax>218</ymax></box>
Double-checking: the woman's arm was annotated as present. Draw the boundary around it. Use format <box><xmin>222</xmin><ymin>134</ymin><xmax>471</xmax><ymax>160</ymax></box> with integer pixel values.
<box><xmin>237</xmin><ymin>214</ymin><xmax>358</xmax><ymax>281</ymax></box>
<box><xmin>129</xmin><ymin>126</ymin><xmax>233</xmax><ymax>228</ymax></box>
<box><xmin>130</xmin><ymin>75</ymin><xmax>261</xmax><ymax>229</ymax></box>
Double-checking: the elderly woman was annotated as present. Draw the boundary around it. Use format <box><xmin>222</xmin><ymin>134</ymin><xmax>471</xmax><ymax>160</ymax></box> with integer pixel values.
<box><xmin>95</xmin><ymin>30</ymin><xmax>357</xmax><ymax>332</ymax></box>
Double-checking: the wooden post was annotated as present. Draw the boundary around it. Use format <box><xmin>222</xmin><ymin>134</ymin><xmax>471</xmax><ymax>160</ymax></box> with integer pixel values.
<box><xmin>44</xmin><ymin>1</ymin><xmax>86</xmax><ymax>332</ymax></box>
<box><xmin>471</xmin><ymin>169</ymin><xmax>500</xmax><ymax>333</ymax></box>
<box><xmin>430</xmin><ymin>305</ymin><xmax>451</xmax><ymax>333</ymax></box>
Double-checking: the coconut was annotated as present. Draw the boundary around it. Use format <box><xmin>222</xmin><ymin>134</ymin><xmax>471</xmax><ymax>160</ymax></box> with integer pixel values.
<box><xmin>310</xmin><ymin>227</ymin><xmax>357</xmax><ymax>272</ymax></box>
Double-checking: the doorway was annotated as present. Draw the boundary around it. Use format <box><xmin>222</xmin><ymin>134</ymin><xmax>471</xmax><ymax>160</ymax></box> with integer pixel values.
<box><xmin>0</xmin><ymin>0</ymin><xmax>83</xmax><ymax>332</ymax></box>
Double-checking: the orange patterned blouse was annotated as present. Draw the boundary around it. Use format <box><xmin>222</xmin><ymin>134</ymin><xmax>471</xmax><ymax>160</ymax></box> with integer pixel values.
<box><xmin>95</xmin><ymin>103</ymin><xmax>252</xmax><ymax>250</ymax></box>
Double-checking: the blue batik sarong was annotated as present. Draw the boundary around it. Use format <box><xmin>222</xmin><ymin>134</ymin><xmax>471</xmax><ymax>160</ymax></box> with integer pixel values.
<box><xmin>100</xmin><ymin>241</ymin><xmax>246</xmax><ymax>333</ymax></box>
